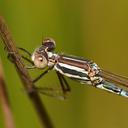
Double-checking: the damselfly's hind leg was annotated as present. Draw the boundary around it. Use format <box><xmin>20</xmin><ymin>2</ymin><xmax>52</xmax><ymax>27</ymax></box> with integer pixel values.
<box><xmin>34</xmin><ymin>87</ymin><xmax>69</xmax><ymax>100</ymax></box>
<box><xmin>56</xmin><ymin>71</ymin><xmax>70</xmax><ymax>97</ymax></box>
<box><xmin>32</xmin><ymin>70</ymin><xmax>70</xmax><ymax>100</ymax></box>
<box><xmin>96</xmin><ymin>81</ymin><xmax>128</xmax><ymax>98</ymax></box>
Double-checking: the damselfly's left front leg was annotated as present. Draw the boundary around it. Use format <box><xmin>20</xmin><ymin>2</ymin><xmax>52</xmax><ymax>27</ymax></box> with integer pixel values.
<box><xmin>33</xmin><ymin>68</ymin><xmax>51</xmax><ymax>83</ymax></box>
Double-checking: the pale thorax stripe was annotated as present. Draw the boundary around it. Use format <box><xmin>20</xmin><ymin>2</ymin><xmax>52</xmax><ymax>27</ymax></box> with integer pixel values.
<box><xmin>62</xmin><ymin>56</ymin><xmax>89</xmax><ymax>63</ymax></box>
<box><xmin>54</xmin><ymin>62</ymin><xmax>89</xmax><ymax>80</ymax></box>
<box><xmin>57</xmin><ymin>62</ymin><xmax>88</xmax><ymax>74</ymax></box>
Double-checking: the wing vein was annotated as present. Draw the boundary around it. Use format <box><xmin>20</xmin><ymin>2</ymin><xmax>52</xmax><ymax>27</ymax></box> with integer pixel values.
<box><xmin>99</xmin><ymin>69</ymin><xmax>128</xmax><ymax>87</ymax></box>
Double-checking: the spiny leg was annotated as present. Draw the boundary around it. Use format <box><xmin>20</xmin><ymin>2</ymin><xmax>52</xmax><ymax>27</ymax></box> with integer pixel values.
<box><xmin>17</xmin><ymin>47</ymin><xmax>34</xmax><ymax>65</ymax></box>
<box><xmin>18</xmin><ymin>48</ymin><xmax>35</xmax><ymax>68</ymax></box>
<box><xmin>33</xmin><ymin>68</ymin><xmax>52</xmax><ymax>83</ymax></box>
<box><xmin>4</xmin><ymin>46</ymin><xmax>31</xmax><ymax>56</ymax></box>
<box><xmin>17</xmin><ymin>55</ymin><xmax>35</xmax><ymax>69</ymax></box>
<box><xmin>61</xmin><ymin>74</ymin><xmax>71</xmax><ymax>92</ymax></box>
<box><xmin>21</xmin><ymin>56</ymin><xmax>33</xmax><ymax>65</ymax></box>
<box><xmin>18</xmin><ymin>47</ymin><xmax>31</xmax><ymax>56</ymax></box>
<box><xmin>32</xmin><ymin>70</ymin><xmax>70</xmax><ymax>99</ymax></box>
<box><xmin>56</xmin><ymin>71</ymin><xmax>71</xmax><ymax>94</ymax></box>
<box><xmin>7</xmin><ymin>47</ymin><xmax>33</xmax><ymax>66</ymax></box>
<box><xmin>34</xmin><ymin>86</ymin><xmax>68</xmax><ymax>100</ymax></box>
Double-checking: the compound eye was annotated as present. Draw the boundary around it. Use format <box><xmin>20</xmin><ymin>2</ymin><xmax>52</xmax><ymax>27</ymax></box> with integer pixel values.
<box><xmin>42</xmin><ymin>38</ymin><xmax>56</xmax><ymax>51</ymax></box>
<box><xmin>34</xmin><ymin>55</ymin><xmax>48</xmax><ymax>69</ymax></box>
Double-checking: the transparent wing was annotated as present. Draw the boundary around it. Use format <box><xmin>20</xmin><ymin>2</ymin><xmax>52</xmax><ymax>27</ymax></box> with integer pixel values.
<box><xmin>99</xmin><ymin>69</ymin><xmax>128</xmax><ymax>88</ymax></box>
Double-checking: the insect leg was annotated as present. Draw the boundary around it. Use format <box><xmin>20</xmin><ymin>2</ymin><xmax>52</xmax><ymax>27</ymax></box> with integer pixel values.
<box><xmin>18</xmin><ymin>47</ymin><xmax>31</xmax><ymax>56</ymax></box>
<box><xmin>33</xmin><ymin>71</ymin><xmax>70</xmax><ymax>100</ymax></box>
<box><xmin>56</xmin><ymin>71</ymin><xmax>71</xmax><ymax>93</ymax></box>
<box><xmin>33</xmin><ymin>68</ymin><xmax>51</xmax><ymax>83</ymax></box>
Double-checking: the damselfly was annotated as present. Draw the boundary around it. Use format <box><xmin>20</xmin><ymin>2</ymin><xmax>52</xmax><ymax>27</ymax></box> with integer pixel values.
<box><xmin>20</xmin><ymin>38</ymin><xmax>128</xmax><ymax>99</ymax></box>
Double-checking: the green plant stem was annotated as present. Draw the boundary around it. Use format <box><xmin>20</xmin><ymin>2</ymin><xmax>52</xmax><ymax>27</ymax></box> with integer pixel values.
<box><xmin>0</xmin><ymin>61</ymin><xmax>15</xmax><ymax>128</ymax></box>
<box><xmin>0</xmin><ymin>16</ymin><xmax>54</xmax><ymax>128</ymax></box>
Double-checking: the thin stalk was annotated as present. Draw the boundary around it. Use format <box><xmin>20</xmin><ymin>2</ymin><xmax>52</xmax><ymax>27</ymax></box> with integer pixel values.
<box><xmin>0</xmin><ymin>60</ymin><xmax>15</xmax><ymax>128</ymax></box>
<box><xmin>0</xmin><ymin>16</ymin><xmax>54</xmax><ymax>128</ymax></box>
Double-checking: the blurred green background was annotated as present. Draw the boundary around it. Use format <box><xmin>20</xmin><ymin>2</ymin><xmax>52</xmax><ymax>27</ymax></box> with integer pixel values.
<box><xmin>0</xmin><ymin>0</ymin><xmax>128</xmax><ymax>128</ymax></box>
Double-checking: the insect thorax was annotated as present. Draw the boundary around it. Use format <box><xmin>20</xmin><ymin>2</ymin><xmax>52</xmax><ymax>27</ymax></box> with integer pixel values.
<box><xmin>53</xmin><ymin>54</ymin><xmax>103</xmax><ymax>86</ymax></box>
